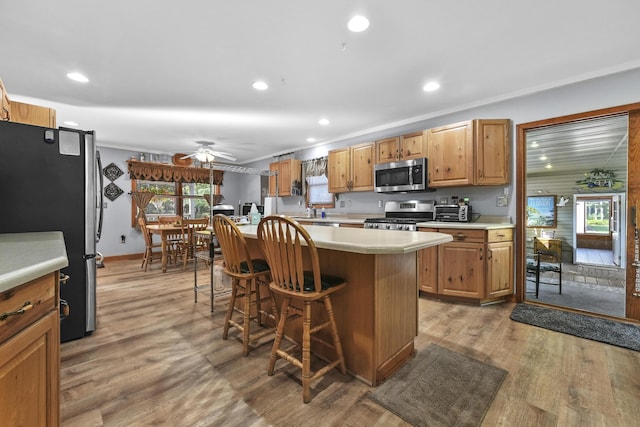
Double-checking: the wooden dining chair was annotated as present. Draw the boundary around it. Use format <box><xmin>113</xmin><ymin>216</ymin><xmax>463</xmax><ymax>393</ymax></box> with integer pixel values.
<box><xmin>256</xmin><ymin>215</ymin><xmax>347</xmax><ymax>403</ymax></box>
<box><xmin>138</xmin><ymin>217</ymin><xmax>163</xmax><ymax>271</ymax></box>
<box><xmin>212</xmin><ymin>214</ymin><xmax>278</xmax><ymax>356</ymax></box>
<box><xmin>183</xmin><ymin>219</ymin><xmax>210</xmax><ymax>271</ymax></box>
<box><xmin>158</xmin><ymin>216</ymin><xmax>187</xmax><ymax>265</ymax></box>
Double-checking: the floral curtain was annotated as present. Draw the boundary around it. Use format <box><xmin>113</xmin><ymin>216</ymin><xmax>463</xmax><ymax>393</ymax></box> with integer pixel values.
<box><xmin>301</xmin><ymin>156</ymin><xmax>328</xmax><ymax>197</ymax></box>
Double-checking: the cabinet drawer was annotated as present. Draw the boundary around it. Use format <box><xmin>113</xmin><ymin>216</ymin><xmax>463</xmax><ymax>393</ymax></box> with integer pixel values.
<box><xmin>487</xmin><ymin>228</ymin><xmax>513</xmax><ymax>242</ymax></box>
<box><xmin>0</xmin><ymin>273</ymin><xmax>57</xmax><ymax>344</ymax></box>
<box><xmin>439</xmin><ymin>228</ymin><xmax>485</xmax><ymax>243</ymax></box>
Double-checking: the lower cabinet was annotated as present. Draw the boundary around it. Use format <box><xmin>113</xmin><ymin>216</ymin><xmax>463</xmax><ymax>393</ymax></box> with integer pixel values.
<box><xmin>0</xmin><ymin>272</ymin><xmax>60</xmax><ymax>426</ymax></box>
<box><xmin>418</xmin><ymin>227</ymin><xmax>513</xmax><ymax>302</ymax></box>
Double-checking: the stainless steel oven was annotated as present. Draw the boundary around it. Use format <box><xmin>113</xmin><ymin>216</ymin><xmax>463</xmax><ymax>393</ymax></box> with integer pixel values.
<box><xmin>364</xmin><ymin>200</ymin><xmax>435</xmax><ymax>231</ymax></box>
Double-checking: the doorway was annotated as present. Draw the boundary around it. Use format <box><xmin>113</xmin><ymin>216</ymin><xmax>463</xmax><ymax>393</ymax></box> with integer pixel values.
<box><xmin>519</xmin><ymin>112</ymin><xmax>633</xmax><ymax>319</ymax></box>
<box><xmin>573</xmin><ymin>193</ymin><xmax>626</xmax><ymax>268</ymax></box>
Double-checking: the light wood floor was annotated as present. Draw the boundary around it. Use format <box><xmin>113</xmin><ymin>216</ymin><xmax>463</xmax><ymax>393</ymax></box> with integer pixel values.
<box><xmin>60</xmin><ymin>259</ymin><xmax>640</xmax><ymax>426</ymax></box>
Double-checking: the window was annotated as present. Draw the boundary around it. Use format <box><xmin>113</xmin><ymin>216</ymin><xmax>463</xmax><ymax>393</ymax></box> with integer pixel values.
<box><xmin>135</xmin><ymin>180</ymin><xmax>219</xmax><ymax>221</ymax></box>
<box><xmin>306</xmin><ymin>175</ymin><xmax>334</xmax><ymax>208</ymax></box>
<box><xmin>576</xmin><ymin>198</ymin><xmax>611</xmax><ymax>234</ymax></box>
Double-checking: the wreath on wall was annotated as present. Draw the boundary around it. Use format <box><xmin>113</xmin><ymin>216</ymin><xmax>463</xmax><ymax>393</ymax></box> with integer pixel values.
<box><xmin>575</xmin><ymin>168</ymin><xmax>624</xmax><ymax>192</ymax></box>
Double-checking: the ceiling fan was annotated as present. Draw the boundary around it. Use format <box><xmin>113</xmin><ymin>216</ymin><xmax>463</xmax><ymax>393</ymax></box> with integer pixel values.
<box><xmin>181</xmin><ymin>141</ymin><xmax>237</xmax><ymax>163</ymax></box>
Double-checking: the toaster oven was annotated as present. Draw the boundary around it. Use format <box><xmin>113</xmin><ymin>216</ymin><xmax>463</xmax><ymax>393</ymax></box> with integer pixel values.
<box><xmin>434</xmin><ymin>204</ymin><xmax>472</xmax><ymax>222</ymax></box>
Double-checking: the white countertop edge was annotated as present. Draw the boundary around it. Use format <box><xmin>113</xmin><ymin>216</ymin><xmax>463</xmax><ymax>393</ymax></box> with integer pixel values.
<box><xmin>0</xmin><ymin>231</ymin><xmax>69</xmax><ymax>293</ymax></box>
<box><xmin>238</xmin><ymin>224</ymin><xmax>453</xmax><ymax>255</ymax></box>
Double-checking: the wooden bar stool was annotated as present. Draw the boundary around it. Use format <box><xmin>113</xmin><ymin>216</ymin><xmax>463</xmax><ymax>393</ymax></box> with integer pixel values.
<box><xmin>257</xmin><ymin>215</ymin><xmax>346</xmax><ymax>403</ymax></box>
<box><xmin>212</xmin><ymin>214</ymin><xmax>278</xmax><ymax>356</ymax></box>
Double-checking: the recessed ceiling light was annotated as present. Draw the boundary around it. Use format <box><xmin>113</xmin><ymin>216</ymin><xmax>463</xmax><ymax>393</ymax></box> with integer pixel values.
<box><xmin>63</xmin><ymin>121</ymin><xmax>79</xmax><ymax>127</ymax></box>
<box><xmin>545</xmin><ymin>163</ymin><xmax>553</xmax><ymax>169</ymax></box>
<box><xmin>67</xmin><ymin>72</ymin><xmax>89</xmax><ymax>83</ymax></box>
<box><xmin>318</xmin><ymin>118</ymin><xmax>330</xmax><ymax>126</ymax></box>
<box><xmin>348</xmin><ymin>16</ymin><xmax>369</xmax><ymax>32</ymax></box>
<box><xmin>423</xmin><ymin>81</ymin><xmax>440</xmax><ymax>92</ymax></box>
<box><xmin>252</xmin><ymin>81</ymin><xmax>268</xmax><ymax>90</ymax></box>
<box><xmin>307</xmin><ymin>137</ymin><xmax>316</xmax><ymax>143</ymax></box>
<box><xmin>530</xmin><ymin>141</ymin><xmax>539</xmax><ymax>147</ymax></box>
<box><xmin>539</xmin><ymin>155</ymin><xmax>547</xmax><ymax>161</ymax></box>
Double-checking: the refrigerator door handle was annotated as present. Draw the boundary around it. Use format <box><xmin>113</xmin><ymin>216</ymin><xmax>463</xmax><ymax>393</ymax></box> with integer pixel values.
<box><xmin>96</xmin><ymin>150</ymin><xmax>104</xmax><ymax>241</ymax></box>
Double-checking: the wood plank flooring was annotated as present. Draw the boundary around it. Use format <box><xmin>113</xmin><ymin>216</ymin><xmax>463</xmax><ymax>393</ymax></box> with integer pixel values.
<box><xmin>60</xmin><ymin>259</ymin><xmax>640</xmax><ymax>426</ymax></box>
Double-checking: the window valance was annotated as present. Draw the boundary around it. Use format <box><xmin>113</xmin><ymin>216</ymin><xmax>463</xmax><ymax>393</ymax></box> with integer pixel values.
<box><xmin>127</xmin><ymin>160</ymin><xmax>224</xmax><ymax>185</ymax></box>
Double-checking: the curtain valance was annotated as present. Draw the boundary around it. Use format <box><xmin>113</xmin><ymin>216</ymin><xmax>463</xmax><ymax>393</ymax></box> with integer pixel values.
<box><xmin>127</xmin><ymin>160</ymin><xmax>224</xmax><ymax>184</ymax></box>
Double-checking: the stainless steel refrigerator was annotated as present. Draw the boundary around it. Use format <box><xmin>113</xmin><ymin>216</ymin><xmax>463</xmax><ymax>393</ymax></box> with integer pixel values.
<box><xmin>0</xmin><ymin>120</ymin><xmax>103</xmax><ymax>342</ymax></box>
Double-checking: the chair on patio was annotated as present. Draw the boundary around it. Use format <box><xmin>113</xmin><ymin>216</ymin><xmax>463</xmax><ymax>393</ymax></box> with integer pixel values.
<box><xmin>526</xmin><ymin>237</ymin><xmax>562</xmax><ymax>298</ymax></box>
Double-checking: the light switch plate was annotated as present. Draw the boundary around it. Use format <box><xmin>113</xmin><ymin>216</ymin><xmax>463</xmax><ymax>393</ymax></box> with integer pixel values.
<box><xmin>497</xmin><ymin>196</ymin><xmax>508</xmax><ymax>207</ymax></box>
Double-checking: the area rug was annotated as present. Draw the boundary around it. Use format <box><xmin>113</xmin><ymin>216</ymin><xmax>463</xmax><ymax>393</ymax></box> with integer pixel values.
<box><xmin>510</xmin><ymin>303</ymin><xmax>640</xmax><ymax>351</ymax></box>
<box><xmin>367</xmin><ymin>344</ymin><xmax>507</xmax><ymax>427</ymax></box>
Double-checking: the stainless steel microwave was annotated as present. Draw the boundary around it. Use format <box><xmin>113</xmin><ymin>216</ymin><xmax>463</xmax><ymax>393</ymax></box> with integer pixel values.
<box><xmin>374</xmin><ymin>158</ymin><xmax>430</xmax><ymax>193</ymax></box>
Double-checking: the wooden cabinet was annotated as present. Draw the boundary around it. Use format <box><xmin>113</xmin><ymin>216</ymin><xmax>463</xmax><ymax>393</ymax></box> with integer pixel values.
<box><xmin>417</xmin><ymin>246</ymin><xmax>438</xmax><ymax>293</ymax></box>
<box><xmin>0</xmin><ymin>272</ymin><xmax>60</xmax><ymax>427</ymax></box>
<box><xmin>328</xmin><ymin>142</ymin><xmax>374</xmax><ymax>193</ymax></box>
<box><xmin>418</xmin><ymin>227</ymin><xmax>513</xmax><ymax>301</ymax></box>
<box><xmin>9</xmin><ymin>100</ymin><xmax>56</xmax><ymax>128</ymax></box>
<box><xmin>268</xmin><ymin>159</ymin><xmax>301</xmax><ymax>197</ymax></box>
<box><xmin>375</xmin><ymin>132</ymin><xmax>426</xmax><ymax>163</ymax></box>
<box><xmin>0</xmin><ymin>78</ymin><xmax>10</xmax><ymax>121</ymax></box>
<box><xmin>426</xmin><ymin>119</ymin><xmax>509</xmax><ymax>187</ymax></box>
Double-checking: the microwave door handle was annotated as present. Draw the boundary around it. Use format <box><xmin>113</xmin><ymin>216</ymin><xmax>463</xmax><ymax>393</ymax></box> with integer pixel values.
<box><xmin>408</xmin><ymin>167</ymin><xmax>413</xmax><ymax>185</ymax></box>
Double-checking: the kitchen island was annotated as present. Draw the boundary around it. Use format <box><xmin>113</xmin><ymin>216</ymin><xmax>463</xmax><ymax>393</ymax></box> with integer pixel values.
<box><xmin>237</xmin><ymin>223</ymin><xmax>452</xmax><ymax>386</ymax></box>
<box><xmin>0</xmin><ymin>232</ymin><xmax>68</xmax><ymax>426</ymax></box>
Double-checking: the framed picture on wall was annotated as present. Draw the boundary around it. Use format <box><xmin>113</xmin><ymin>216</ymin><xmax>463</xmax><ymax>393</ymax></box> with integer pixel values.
<box><xmin>526</xmin><ymin>195</ymin><xmax>556</xmax><ymax>228</ymax></box>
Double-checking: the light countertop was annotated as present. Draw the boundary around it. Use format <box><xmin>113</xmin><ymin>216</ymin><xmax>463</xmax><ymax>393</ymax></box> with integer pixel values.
<box><xmin>236</xmin><ymin>224</ymin><xmax>453</xmax><ymax>255</ymax></box>
<box><xmin>284</xmin><ymin>214</ymin><xmax>514</xmax><ymax>230</ymax></box>
<box><xmin>0</xmin><ymin>231</ymin><xmax>69</xmax><ymax>293</ymax></box>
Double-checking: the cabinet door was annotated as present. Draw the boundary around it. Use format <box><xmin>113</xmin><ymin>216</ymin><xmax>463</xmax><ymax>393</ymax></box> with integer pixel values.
<box><xmin>328</xmin><ymin>147</ymin><xmax>350</xmax><ymax>193</ymax></box>
<box><xmin>268</xmin><ymin>162</ymin><xmax>279</xmax><ymax>196</ymax></box>
<box><xmin>0</xmin><ymin>311</ymin><xmax>59</xmax><ymax>427</ymax></box>
<box><xmin>438</xmin><ymin>242</ymin><xmax>484</xmax><ymax>298</ymax></box>
<box><xmin>350</xmin><ymin>142</ymin><xmax>374</xmax><ymax>192</ymax></box>
<box><xmin>375</xmin><ymin>136</ymin><xmax>400</xmax><ymax>163</ymax></box>
<box><xmin>486</xmin><ymin>241</ymin><xmax>513</xmax><ymax>298</ymax></box>
<box><xmin>426</xmin><ymin>120</ymin><xmax>474</xmax><ymax>187</ymax></box>
<box><xmin>475</xmin><ymin>119</ymin><xmax>510</xmax><ymax>185</ymax></box>
<box><xmin>9</xmin><ymin>101</ymin><xmax>56</xmax><ymax>127</ymax></box>
<box><xmin>418</xmin><ymin>246</ymin><xmax>438</xmax><ymax>293</ymax></box>
<box><xmin>401</xmin><ymin>131</ymin><xmax>426</xmax><ymax>160</ymax></box>
<box><xmin>279</xmin><ymin>160</ymin><xmax>292</xmax><ymax>196</ymax></box>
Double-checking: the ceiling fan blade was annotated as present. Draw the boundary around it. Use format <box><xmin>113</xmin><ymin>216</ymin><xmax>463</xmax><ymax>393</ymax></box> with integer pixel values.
<box><xmin>180</xmin><ymin>153</ymin><xmax>198</xmax><ymax>159</ymax></box>
<box><xmin>211</xmin><ymin>151</ymin><xmax>237</xmax><ymax>161</ymax></box>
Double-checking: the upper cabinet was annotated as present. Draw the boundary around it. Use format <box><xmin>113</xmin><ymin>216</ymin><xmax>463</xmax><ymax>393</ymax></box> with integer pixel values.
<box><xmin>0</xmin><ymin>78</ymin><xmax>10</xmax><ymax>122</ymax></box>
<box><xmin>375</xmin><ymin>131</ymin><xmax>426</xmax><ymax>163</ymax></box>
<box><xmin>9</xmin><ymin>100</ymin><xmax>57</xmax><ymax>128</ymax></box>
<box><xmin>426</xmin><ymin>119</ymin><xmax>510</xmax><ymax>187</ymax></box>
<box><xmin>268</xmin><ymin>159</ymin><xmax>302</xmax><ymax>197</ymax></box>
<box><xmin>328</xmin><ymin>142</ymin><xmax>374</xmax><ymax>193</ymax></box>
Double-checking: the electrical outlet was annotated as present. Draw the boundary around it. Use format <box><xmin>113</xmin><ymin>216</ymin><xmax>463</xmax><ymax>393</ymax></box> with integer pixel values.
<box><xmin>103</xmin><ymin>202</ymin><xmax>107</xmax><ymax>208</ymax></box>
<box><xmin>378</xmin><ymin>200</ymin><xmax>383</xmax><ymax>208</ymax></box>
<box><xmin>497</xmin><ymin>196</ymin><xmax>508</xmax><ymax>207</ymax></box>
<box><xmin>340</xmin><ymin>200</ymin><xmax>345</xmax><ymax>208</ymax></box>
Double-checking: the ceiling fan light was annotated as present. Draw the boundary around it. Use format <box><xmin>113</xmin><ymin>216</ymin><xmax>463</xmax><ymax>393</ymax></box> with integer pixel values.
<box><xmin>195</xmin><ymin>151</ymin><xmax>215</xmax><ymax>163</ymax></box>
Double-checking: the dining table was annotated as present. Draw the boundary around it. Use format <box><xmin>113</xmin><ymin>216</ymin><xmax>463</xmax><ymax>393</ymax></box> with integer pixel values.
<box><xmin>145</xmin><ymin>223</ymin><xmax>184</xmax><ymax>273</ymax></box>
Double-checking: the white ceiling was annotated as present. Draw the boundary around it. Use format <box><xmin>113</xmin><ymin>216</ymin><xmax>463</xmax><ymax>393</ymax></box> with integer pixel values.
<box><xmin>3</xmin><ymin>0</ymin><xmax>640</xmax><ymax>164</ymax></box>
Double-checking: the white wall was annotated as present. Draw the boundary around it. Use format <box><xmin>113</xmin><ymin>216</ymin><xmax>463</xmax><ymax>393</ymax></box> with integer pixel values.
<box><xmin>96</xmin><ymin>67</ymin><xmax>640</xmax><ymax>257</ymax></box>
